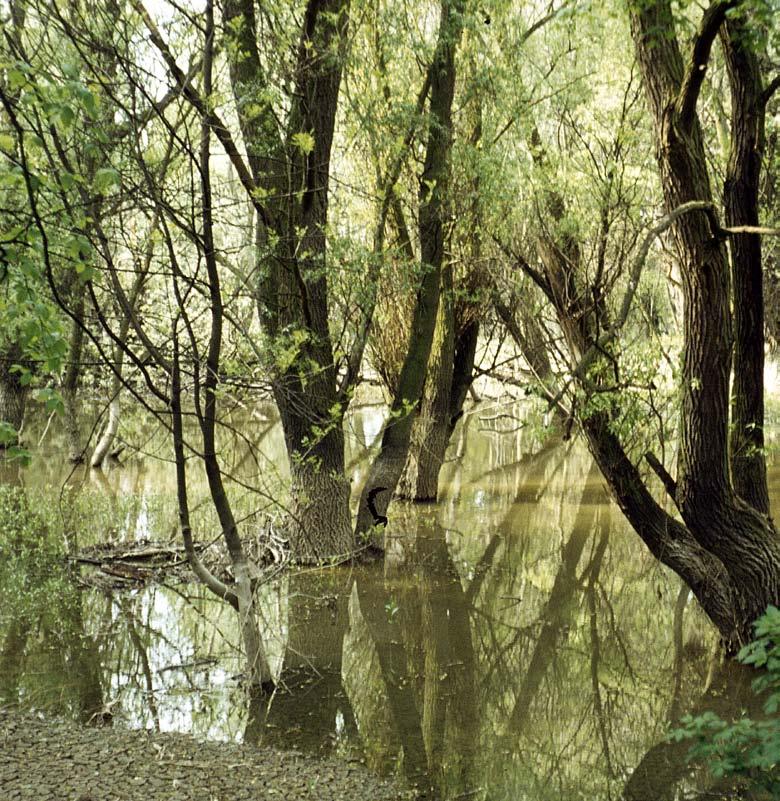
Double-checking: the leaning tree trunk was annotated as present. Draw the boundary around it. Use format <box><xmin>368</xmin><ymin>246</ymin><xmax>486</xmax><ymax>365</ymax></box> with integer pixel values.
<box><xmin>91</xmin><ymin>387</ymin><xmax>120</xmax><ymax>468</ymax></box>
<box><xmin>629</xmin><ymin>0</ymin><xmax>780</xmax><ymax>640</ymax></box>
<box><xmin>501</xmin><ymin>1</ymin><xmax>767</xmax><ymax>647</ymax></box>
<box><xmin>397</xmin><ymin>96</ymin><xmax>483</xmax><ymax>504</ymax></box>
<box><xmin>397</xmin><ymin>263</ymin><xmax>456</xmax><ymax>501</ymax></box>
<box><xmin>0</xmin><ymin>342</ymin><xmax>28</xmax><ymax>445</ymax></box>
<box><xmin>91</xmin><ymin>318</ymin><xmax>129</xmax><ymax>468</ymax></box>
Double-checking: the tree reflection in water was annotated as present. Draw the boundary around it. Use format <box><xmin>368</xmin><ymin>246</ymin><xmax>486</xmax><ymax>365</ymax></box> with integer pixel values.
<box><xmin>0</xmin><ymin>408</ymin><xmax>772</xmax><ymax>800</ymax></box>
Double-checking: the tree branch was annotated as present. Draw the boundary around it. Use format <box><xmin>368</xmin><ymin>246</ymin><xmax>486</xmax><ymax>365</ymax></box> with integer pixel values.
<box><xmin>491</xmin><ymin>234</ymin><xmax>554</xmax><ymax>301</ymax></box>
<box><xmin>677</xmin><ymin>0</ymin><xmax>739</xmax><ymax>129</ymax></box>
<box><xmin>761</xmin><ymin>73</ymin><xmax>780</xmax><ymax>107</ymax></box>
<box><xmin>544</xmin><ymin>200</ymin><xmax>721</xmax><ymax>412</ymax></box>
<box><xmin>129</xmin><ymin>0</ymin><xmax>273</xmax><ymax>229</ymax></box>
<box><xmin>519</xmin><ymin>1</ymin><xmax>571</xmax><ymax>45</ymax></box>
<box><xmin>645</xmin><ymin>451</ymin><xmax>679</xmax><ymax>503</ymax></box>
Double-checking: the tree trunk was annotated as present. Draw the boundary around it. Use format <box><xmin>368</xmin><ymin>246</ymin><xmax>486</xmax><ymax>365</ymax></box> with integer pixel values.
<box><xmin>397</xmin><ymin>264</ymin><xmax>456</xmax><ymax>501</ymax></box>
<box><xmin>0</xmin><ymin>342</ymin><xmax>28</xmax><ymax>445</ymax></box>
<box><xmin>91</xmin><ymin>388</ymin><xmax>120</xmax><ymax>468</ymax></box>
<box><xmin>721</xmin><ymin>17</ymin><xmax>769</xmax><ymax>515</ymax></box>
<box><xmin>498</xmin><ymin>1</ymin><xmax>776</xmax><ymax>646</ymax></box>
<box><xmin>277</xmin><ymin>398</ymin><xmax>353</xmax><ymax>559</ymax></box>
<box><xmin>225</xmin><ymin>0</ymin><xmax>354</xmax><ymax>559</ymax></box>
<box><xmin>628</xmin><ymin>0</ymin><xmax>780</xmax><ymax>641</ymax></box>
<box><xmin>397</xmin><ymin>87</ymin><xmax>483</xmax><ymax>503</ymax></box>
<box><xmin>355</xmin><ymin>0</ymin><xmax>465</xmax><ymax>542</ymax></box>
<box><xmin>91</xmin><ymin>320</ymin><xmax>129</xmax><ymax>469</ymax></box>
<box><xmin>62</xmin><ymin>285</ymin><xmax>86</xmax><ymax>463</ymax></box>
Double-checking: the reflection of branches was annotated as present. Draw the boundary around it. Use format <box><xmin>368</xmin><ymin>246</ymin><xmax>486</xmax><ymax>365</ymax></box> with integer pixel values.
<box><xmin>259</xmin><ymin>571</ymin><xmax>356</xmax><ymax>753</ymax></box>
<box><xmin>587</xmin><ymin>511</ymin><xmax>613</xmax><ymax>781</ymax></box>
<box><xmin>120</xmin><ymin>597</ymin><xmax>160</xmax><ymax>731</ymax></box>
<box><xmin>157</xmin><ymin>581</ymin><xmax>241</xmax><ymax>656</ymax></box>
<box><xmin>467</xmin><ymin>439</ymin><xmax>569</xmax><ymax>695</ymax></box>
<box><xmin>507</xmin><ymin>462</ymin><xmax>603</xmax><ymax>735</ymax></box>
<box><xmin>622</xmin><ymin>663</ymin><xmax>757</xmax><ymax>801</ymax></box>
<box><xmin>0</xmin><ymin>617</ymin><xmax>32</xmax><ymax>702</ymax></box>
<box><xmin>597</xmin><ymin>583</ymin><xmax>637</xmax><ymax>688</ymax></box>
<box><xmin>352</xmin><ymin>576</ymin><xmax>430</xmax><ymax>789</ymax></box>
<box><xmin>668</xmin><ymin>582</ymin><xmax>690</xmax><ymax>724</ymax></box>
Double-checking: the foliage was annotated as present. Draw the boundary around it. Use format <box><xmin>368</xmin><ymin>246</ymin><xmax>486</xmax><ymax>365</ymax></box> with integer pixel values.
<box><xmin>0</xmin><ymin>485</ymin><xmax>70</xmax><ymax>619</ymax></box>
<box><xmin>670</xmin><ymin>606</ymin><xmax>780</xmax><ymax>796</ymax></box>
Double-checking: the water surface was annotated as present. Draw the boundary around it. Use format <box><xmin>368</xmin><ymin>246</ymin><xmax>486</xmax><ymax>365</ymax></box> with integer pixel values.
<box><xmin>1</xmin><ymin>400</ymin><xmax>775</xmax><ymax>800</ymax></box>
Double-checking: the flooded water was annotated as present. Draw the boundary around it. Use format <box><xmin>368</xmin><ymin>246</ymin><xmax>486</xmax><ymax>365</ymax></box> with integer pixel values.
<box><xmin>1</xmin><ymin>399</ymin><xmax>778</xmax><ymax>800</ymax></box>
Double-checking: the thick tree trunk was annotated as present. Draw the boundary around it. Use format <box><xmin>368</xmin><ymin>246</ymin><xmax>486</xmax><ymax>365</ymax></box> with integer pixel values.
<box><xmin>764</xmin><ymin>129</ymin><xmax>780</xmax><ymax>349</ymax></box>
<box><xmin>398</xmin><ymin>303</ymin><xmax>478</xmax><ymax>502</ymax></box>
<box><xmin>225</xmin><ymin>0</ymin><xmax>354</xmax><ymax>560</ymax></box>
<box><xmin>721</xmin><ymin>18</ymin><xmax>769</xmax><ymax>515</ymax></box>
<box><xmin>504</xmin><ymin>4</ymin><xmax>768</xmax><ymax>644</ymax></box>
<box><xmin>0</xmin><ymin>343</ymin><xmax>28</xmax><ymax>445</ymax></box>
<box><xmin>397</xmin><ymin>105</ymin><xmax>482</xmax><ymax>505</ymax></box>
<box><xmin>629</xmin><ymin>0</ymin><xmax>780</xmax><ymax>640</ymax></box>
<box><xmin>277</xmin><ymin>398</ymin><xmax>353</xmax><ymax>559</ymax></box>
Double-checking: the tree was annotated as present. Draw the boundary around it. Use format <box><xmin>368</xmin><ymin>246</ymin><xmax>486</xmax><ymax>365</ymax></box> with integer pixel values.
<box><xmin>0</xmin><ymin>0</ymin><xmax>278</xmax><ymax>690</ymax></box>
<box><xmin>491</xmin><ymin>0</ymin><xmax>780</xmax><ymax>646</ymax></box>
<box><xmin>354</xmin><ymin>0</ymin><xmax>467</xmax><ymax>539</ymax></box>
<box><xmin>220</xmin><ymin>0</ymin><xmax>355</xmax><ymax>559</ymax></box>
<box><xmin>624</xmin><ymin>0</ymin><xmax>780</xmax><ymax>644</ymax></box>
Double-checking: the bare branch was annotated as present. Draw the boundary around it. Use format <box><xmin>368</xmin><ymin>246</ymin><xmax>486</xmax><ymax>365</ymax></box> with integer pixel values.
<box><xmin>545</xmin><ymin>200</ymin><xmax>721</xmax><ymax>411</ymax></box>
<box><xmin>520</xmin><ymin>1</ymin><xmax>571</xmax><ymax>44</ymax></box>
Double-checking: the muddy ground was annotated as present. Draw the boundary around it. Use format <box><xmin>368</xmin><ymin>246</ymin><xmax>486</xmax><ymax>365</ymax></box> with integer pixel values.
<box><xmin>0</xmin><ymin>708</ymin><xmax>413</xmax><ymax>801</ymax></box>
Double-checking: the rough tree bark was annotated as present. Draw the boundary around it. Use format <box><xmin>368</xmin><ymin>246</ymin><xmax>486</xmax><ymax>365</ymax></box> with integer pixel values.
<box><xmin>0</xmin><ymin>342</ymin><xmax>28</xmax><ymax>445</ymax></box>
<box><xmin>630</xmin><ymin>0</ymin><xmax>780</xmax><ymax>640</ymax></box>
<box><xmin>397</xmin><ymin>263</ymin><xmax>456</xmax><ymax>502</ymax></box>
<box><xmin>398</xmin><ymin>100</ymin><xmax>483</xmax><ymax>503</ymax></box>
<box><xmin>224</xmin><ymin>0</ymin><xmax>353</xmax><ymax>560</ymax></box>
<box><xmin>721</xmin><ymin>15</ymin><xmax>771</xmax><ymax>515</ymax></box>
<box><xmin>496</xmin><ymin>0</ymin><xmax>779</xmax><ymax>646</ymax></box>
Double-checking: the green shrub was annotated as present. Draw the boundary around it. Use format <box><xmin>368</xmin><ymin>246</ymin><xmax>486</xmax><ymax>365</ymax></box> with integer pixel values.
<box><xmin>670</xmin><ymin>606</ymin><xmax>780</xmax><ymax>796</ymax></box>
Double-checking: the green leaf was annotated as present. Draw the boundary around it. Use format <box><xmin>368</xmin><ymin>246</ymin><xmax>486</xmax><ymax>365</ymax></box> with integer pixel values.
<box><xmin>34</xmin><ymin>388</ymin><xmax>64</xmax><ymax>415</ymax></box>
<box><xmin>291</xmin><ymin>131</ymin><xmax>315</xmax><ymax>155</ymax></box>
<box><xmin>93</xmin><ymin>167</ymin><xmax>120</xmax><ymax>194</ymax></box>
<box><xmin>56</xmin><ymin>104</ymin><xmax>75</xmax><ymax>128</ymax></box>
<box><xmin>7</xmin><ymin>67</ymin><xmax>29</xmax><ymax>91</ymax></box>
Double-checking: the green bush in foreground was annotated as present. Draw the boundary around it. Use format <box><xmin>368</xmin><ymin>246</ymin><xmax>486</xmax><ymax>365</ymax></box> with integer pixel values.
<box><xmin>671</xmin><ymin>606</ymin><xmax>780</xmax><ymax>796</ymax></box>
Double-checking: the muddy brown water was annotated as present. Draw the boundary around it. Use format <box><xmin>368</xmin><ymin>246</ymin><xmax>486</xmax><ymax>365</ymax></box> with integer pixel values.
<box><xmin>1</xmin><ymin>400</ymin><xmax>778</xmax><ymax>800</ymax></box>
